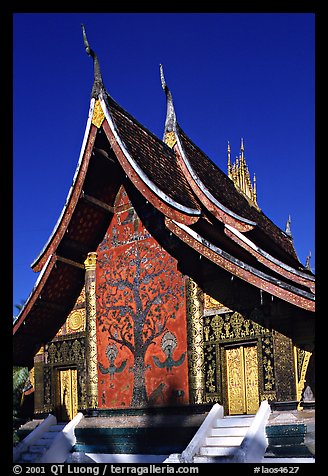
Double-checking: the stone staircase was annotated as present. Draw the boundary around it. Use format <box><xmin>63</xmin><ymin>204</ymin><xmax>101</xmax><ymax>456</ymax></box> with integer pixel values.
<box><xmin>14</xmin><ymin>413</ymin><xmax>84</xmax><ymax>464</ymax></box>
<box><xmin>17</xmin><ymin>423</ymin><xmax>66</xmax><ymax>463</ymax></box>
<box><xmin>165</xmin><ymin>400</ymin><xmax>271</xmax><ymax>463</ymax></box>
<box><xmin>194</xmin><ymin>414</ymin><xmax>255</xmax><ymax>462</ymax></box>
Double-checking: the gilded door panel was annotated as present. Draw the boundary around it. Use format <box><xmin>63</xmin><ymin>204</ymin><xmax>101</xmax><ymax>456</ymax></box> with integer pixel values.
<box><xmin>226</xmin><ymin>347</ymin><xmax>246</xmax><ymax>414</ymax></box>
<box><xmin>58</xmin><ymin>368</ymin><xmax>78</xmax><ymax>421</ymax></box>
<box><xmin>226</xmin><ymin>344</ymin><xmax>259</xmax><ymax>415</ymax></box>
<box><xmin>244</xmin><ymin>345</ymin><xmax>259</xmax><ymax>414</ymax></box>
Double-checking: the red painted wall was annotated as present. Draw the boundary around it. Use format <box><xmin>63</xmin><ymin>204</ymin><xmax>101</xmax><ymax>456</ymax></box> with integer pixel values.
<box><xmin>96</xmin><ymin>186</ymin><xmax>189</xmax><ymax>409</ymax></box>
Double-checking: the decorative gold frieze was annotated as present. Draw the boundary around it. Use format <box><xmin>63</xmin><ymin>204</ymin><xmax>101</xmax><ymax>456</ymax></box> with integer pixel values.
<box><xmin>91</xmin><ymin>99</ymin><xmax>105</xmax><ymax>128</ymax></box>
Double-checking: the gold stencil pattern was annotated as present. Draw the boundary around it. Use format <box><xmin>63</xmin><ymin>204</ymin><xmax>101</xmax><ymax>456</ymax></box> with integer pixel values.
<box><xmin>294</xmin><ymin>347</ymin><xmax>312</xmax><ymax>406</ymax></box>
<box><xmin>58</xmin><ymin>368</ymin><xmax>78</xmax><ymax>421</ymax></box>
<box><xmin>226</xmin><ymin>346</ymin><xmax>246</xmax><ymax>414</ymax></box>
<box><xmin>186</xmin><ymin>278</ymin><xmax>205</xmax><ymax>404</ymax></box>
<box><xmin>226</xmin><ymin>344</ymin><xmax>259</xmax><ymax>415</ymax></box>
<box><xmin>85</xmin><ymin>252</ymin><xmax>99</xmax><ymax>408</ymax></box>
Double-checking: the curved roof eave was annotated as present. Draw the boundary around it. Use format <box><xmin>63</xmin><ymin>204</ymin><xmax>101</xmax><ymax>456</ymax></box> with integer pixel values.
<box><xmin>224</xmin><ymin>224</ymin><xmax>315</xmax><ymax>292</ymax></box>
<box><xmin>13</xmin><ymin>254</ymin><xmax>56</xmax><ymax>334</ymax></box>
<box><xmin>165</xmin><ymin>218</ymin><xmax>315</xmax><ymax>312</ymax></box>
<box><xmin>31</xmin><ymin>98</ymin><xmax>97</xmax><ymax>273</ymax></box>
<box><xmin>173</xmin><ymin>133</ymin><xmax>256</xmax><ymax>232</ymax></box>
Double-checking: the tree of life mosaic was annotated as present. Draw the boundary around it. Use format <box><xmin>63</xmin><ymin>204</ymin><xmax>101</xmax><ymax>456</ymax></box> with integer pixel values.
<box><xmin>96</xmin><ymin>187</ymin><xmax>189</xmax><ymax>408</ymax></box>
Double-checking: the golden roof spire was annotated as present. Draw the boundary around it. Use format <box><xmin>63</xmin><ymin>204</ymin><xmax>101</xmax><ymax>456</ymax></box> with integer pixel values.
<box><xmin>227</xmin><ymin>139</ymin><xmax>259</xmax><ymax>209</ymax></box>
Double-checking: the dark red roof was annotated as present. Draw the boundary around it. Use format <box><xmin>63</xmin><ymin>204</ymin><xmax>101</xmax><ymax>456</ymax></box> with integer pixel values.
<box><xmin>105</xmin><ymin>94</ymin><xmax>201</xmax><ymax>214</ymax></box>
<box><xmin>177</xmin><ymin>125</ymin><xmax>309</xmax><ymax>271</ymax></box>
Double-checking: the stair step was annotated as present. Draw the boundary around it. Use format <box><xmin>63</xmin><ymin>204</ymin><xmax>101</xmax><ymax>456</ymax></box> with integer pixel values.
<box><xmin>199</xmin><ymin>445</ymin><xmax>238</xmax><ymax>456</ymax></box>
<box><xmin>48</xmin><ymin>424</ymin><xmax>66</xmax><ymax>431</ymax></box>
<box><xmin>19</xmin><ymin>452</ymin><xmax>41</xmax><ymax>462</ymax></box>
<box><xmin>36</xmin><ymin>431</ymin><xmax>60</xmax><ymax>440</ymax></box>
<box><xmin>210</xmin><ymin>426</ymin><xmax>248</xmax><ymax>437</ymax></box>
<box><xmin>33</xmin><ymin>437</ymin><xmax>56</xmax><ymax>448</ymax></box>
<box><xmin>193</xmin><ymin>455</ymin><xmax>234</xmax><ymax>463</ymax></box>
<box><xmin>205</xmin><ymin>435</ymin><xmax>244</xmax><ymax>446</ymax></box>
<box><xmin>216</xmin><ymin>416</ymin><xmax>254</xmax><ymax>427</ymax></box>
<box><xmin>28</xmin><ymin>445</ymin><xmax>48</xmax><ymax>454</ymax></box>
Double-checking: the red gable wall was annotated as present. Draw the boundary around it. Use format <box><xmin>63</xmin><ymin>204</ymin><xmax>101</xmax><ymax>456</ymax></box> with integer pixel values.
<box><xmin>96</xmin><ymin>186</ymin><xmax>189</xmax><ymax>409</ymax></box>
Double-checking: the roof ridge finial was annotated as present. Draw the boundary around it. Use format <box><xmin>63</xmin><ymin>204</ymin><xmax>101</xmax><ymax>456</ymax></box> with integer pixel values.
<box><xmin>305</xmin><ymin>251</ymin><xmax>312</xmax><ymax>271</ymax></box>
<box><xmin>82</xmin><ymin>24</ymin><xmax>104</xmax><ymax>98</ymax></box>
<box><xmin>160</xmin><ymin>63</ymin><xmax>167</xmax><ymax>91</ymax></box>
<box><xmin>159</xmin><ymin>64</ymin><xmax>177</xmax><ymax>140</ymax></box>
<box><xmin>285</xmin><ymin>214</ymin><xmax>293</xmax><ymax>238</ymax></box>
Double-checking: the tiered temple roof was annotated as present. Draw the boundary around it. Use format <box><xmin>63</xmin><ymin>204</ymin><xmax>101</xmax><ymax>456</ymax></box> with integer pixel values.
<box><xmin>13</xmin><ymin>27</ymin><xmax>314</xmax><ymax>366</ymax></box>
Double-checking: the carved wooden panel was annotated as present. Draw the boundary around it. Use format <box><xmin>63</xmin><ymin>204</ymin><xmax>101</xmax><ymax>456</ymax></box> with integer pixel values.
<box><xmin>57</xmin><ymin>368</ymin><xmax>78</xmax><ymax>421</ymax></box>
<box><xmin>226</xmin><ymin>344</ymin><xmax>259</xmax><ymax>415</ymax></box>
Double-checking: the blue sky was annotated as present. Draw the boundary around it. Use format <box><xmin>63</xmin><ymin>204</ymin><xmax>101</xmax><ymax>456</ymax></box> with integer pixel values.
<box><xmin>13</xmin><ymin>13</ymin><xmax>315</xmax><ymax>316</ymax></box>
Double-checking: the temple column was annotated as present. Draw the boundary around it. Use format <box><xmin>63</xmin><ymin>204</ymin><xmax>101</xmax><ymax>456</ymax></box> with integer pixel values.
<box><xmin>186</xmin><ymin>278</ymin><xmax>205</xmax><ymax>404</ymax></box>
<box><xmin>84</xmin><ymin>252</ymin><xmax>99</xmax><ymax>409</ymax></box>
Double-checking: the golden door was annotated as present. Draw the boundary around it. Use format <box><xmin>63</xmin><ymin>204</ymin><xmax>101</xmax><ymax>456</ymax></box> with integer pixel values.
<box><xmin>226</xmin><ymin>344</ymin><xmax>259</xmax><ymax>415</ymax></box>
<box><xmin>57</xmin><ymin>368</ymin><xmax>78</xmax><ymax>421</ymax></box>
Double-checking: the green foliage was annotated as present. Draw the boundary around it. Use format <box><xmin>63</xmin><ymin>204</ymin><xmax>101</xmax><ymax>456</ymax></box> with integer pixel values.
<box><xmin>13</xmin><ymin>366</ymin><xmax>28</xmax><ymax>416</ymax></box>
<box><xmin>13</xmin><ymin>366</ymin><xmax>29</xmax><ymax>444</ymax></box>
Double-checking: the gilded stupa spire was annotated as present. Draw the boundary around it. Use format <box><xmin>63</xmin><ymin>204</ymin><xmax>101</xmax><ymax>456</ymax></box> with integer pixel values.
<box><xmin>228</xmin><ymin>139</ymin><xmax>259</xmax><ymax>209</ymax></box>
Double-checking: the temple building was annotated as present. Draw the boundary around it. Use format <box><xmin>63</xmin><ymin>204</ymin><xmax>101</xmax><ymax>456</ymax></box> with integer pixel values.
<box><xmin>13</xmin><ymin>27</ymin><xmax>315</xmax><ymax>424</ymax></box>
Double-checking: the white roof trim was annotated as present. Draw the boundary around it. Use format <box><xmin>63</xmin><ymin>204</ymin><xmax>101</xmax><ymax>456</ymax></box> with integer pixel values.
<box><xmin>172</xmin><ymin>220</ymin><xmax>314</xmax><ymax>301</ymax></box>
<box><xmin>175</xmin><ymin>134</ymin><xmax>256</xmax><ymax>226</ymax></box>
<box><xmin>31</xmin><ymin>98</ymin><xmax>96</xmax><ymax>268</ymax></box>
<box><xmin>15</xmin><ymin>254</ymin><xmax>54</xmax><ymax>322</ymax></box>
<box><xmin>99</xmin><ymin>93</ymin><xmax>200</xmax><ymax>217</ymax></box>
<box><xmin>225</xmin><ymin>224</ymin><xmax>315</xmax><ymax>282</ymax></box>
